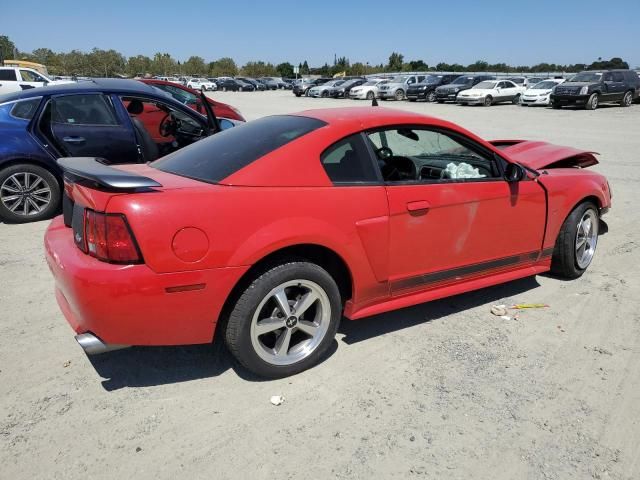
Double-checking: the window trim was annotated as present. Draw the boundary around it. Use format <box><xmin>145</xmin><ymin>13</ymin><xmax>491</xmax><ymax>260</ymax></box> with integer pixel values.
<box><xmin>363</xmin><ymin>124</ymin><xmax>509</xmax><ymax>186</ymax></box>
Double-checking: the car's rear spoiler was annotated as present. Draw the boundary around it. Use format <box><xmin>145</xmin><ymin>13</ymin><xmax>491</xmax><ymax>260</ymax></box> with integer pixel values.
<box><xmin>58</xmin><ymin>157</ymin><xmax>162</xmax><ymax>190</ymax></box>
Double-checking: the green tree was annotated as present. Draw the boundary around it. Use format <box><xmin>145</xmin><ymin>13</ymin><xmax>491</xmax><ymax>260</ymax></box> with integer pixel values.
<box><xmin>276</xmin><ymin>62</ymin><xmax>294</xmax><ymax>78</ymax></box>
<box><xmin>0</xmin><ymin>35</ymin><xmax>16</xmax><ymax>63</ymax></box>
<box><xmin>387</xmin><ymin>52</ymin><xmax>404</xmax><ymax>72</ymax></box>
<box><xmin>88</xmin><ymin>48</ymin><xmax>126</xmax><ymax>77</ymax></box>
<box><xmin>184</xmin><ymin>55</ymin><xmax>206</xmax><ymax>75</ymax></box>
<box><xmin>301</xmin><ymin>60</ymin><xmax>309</xmax><ymax>74</ymax></box>
<box><xmin>239</xmin><ymin>61</ymin><xmax>276</xmax><ymax>77</ymax></box>
<box><xmin>152</xmin><ymin>52</ymin><xmax>177</xmax><ymax>75</ymax></box>
<box><xmin>467</xmin><ymin>60</ymin><xmax>489</xmax><ymax>72</ymax></box>
<box><xmin>127</xmin><ymin>55</ymin><xmax>153</xmax><ymax>77</ymax></box>
<box><xmin>209</xmin><ymin>57</ymin><xmax>238</xmax><ymax>77</ymax></box>
<box><xmin>406</xmin><ymin>60</ymin><xmax>428</xmax><ymax>71</ymax></box>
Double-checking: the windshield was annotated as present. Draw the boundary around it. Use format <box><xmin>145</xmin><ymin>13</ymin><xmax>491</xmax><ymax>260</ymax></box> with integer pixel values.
<box><xmin>361</xmin><ymin>82</ymin><xmax>376</xmax><ymax>86</ymax></box>
<box><xmin>150</xmin><ymin>85</ymin><xmax>196</xmax><ymax>105</ymax></box>
<box><xmin>507</xmin><ymin>78</ymin><xmax>524</xmax><ymax>84</ymax></box>
<box><xmin>390</xmin><ymin>76</ymin><xmax>408</xmax><ymax>83</ymax></box>
<box><xmin>570</xmin><ymin>72</ymin><xmax>602</xmax><ymax>82</ymax></box>
<box><xmin>422</xmin><ymin>76</ymin><xmax>441</xmax><ymax>84</ymax></box>
<box><xmin>473</xmin><ymin>81</ymin><xmax>497</xmax><ymax>89</ymax></box>
<box><xmin>452</xmin><ymin>76</ymin><xmax>473</xmax><ymax>85</ymax></box>
<box><xmin>530</xmin><ymin>81</ymin><xmax>557</xmax><ymax>90</ymax></box>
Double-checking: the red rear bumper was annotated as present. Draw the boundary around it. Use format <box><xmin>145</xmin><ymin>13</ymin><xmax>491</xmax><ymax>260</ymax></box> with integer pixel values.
<box><xmin>44</xmin><ymin>216</ymin><xmax>248</xmax><ymax>346</ymax></box>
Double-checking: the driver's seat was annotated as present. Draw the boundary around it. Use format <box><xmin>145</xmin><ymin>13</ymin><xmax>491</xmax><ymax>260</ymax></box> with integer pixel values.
<box><xmin>126</xmin><ymin>100</ymin><xmax>159</xmax><ymax>162</ymax></box>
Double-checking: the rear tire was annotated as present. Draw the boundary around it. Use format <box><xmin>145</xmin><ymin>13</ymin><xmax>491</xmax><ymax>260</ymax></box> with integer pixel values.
<box><xmin>225</xmin><ymin>261</ymin><xmax>341</xmax><ymax>378</ymax></box>
<box><xmin>585</xmin><ymin>93</ymin><xmax>599</xmax><ymax>110</ymax></box>
<box><xmin>550</xmin><ymin>202</ymin><xmax>599</xmax><ymax>279</ymax></box>
<box><xmin>0</xmin><ymin>164</ymin><xmax>61</xmax><ymax>223</ymax></box>
<box><xmin>620</xmin><ymin>90</ymin><xmax>633</xmax><ymax>107</ymax></box>
<box><xmin>512</xmin><ymin>94</ymin><xmax>521</xmax><ymax>105</ymax></box>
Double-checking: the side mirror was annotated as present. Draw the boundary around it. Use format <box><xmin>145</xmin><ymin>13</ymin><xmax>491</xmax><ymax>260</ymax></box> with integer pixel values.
<box><xmin>504</xmin><ymin>163</ymin><xmax>526</xmax><ymax>182</ymax></box>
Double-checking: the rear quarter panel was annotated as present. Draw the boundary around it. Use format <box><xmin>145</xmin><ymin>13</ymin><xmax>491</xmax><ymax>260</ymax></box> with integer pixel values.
<box><xmin>107</xmin><ymin>184</ymin><xmax>391</xmax><ymax>307</ymax></box>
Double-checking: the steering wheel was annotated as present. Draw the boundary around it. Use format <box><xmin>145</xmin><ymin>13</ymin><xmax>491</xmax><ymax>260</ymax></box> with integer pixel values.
<box><xmin>382</xmin><ymin>156</ymin><xmax>417</xmax><ymax>181</ymax></box>
<box><xmin>375</xmin><ymin>146</ymin><xmax>393</xmax><ymax>160</ymax></box>
<box><xmin>159</xmin><ymin>113</ymin><xmax>178</xmax><ymax>137</ymax></box>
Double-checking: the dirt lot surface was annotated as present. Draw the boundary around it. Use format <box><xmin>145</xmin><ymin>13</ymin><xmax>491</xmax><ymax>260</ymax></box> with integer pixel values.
<box><xmin>1</xmin><ymin>91</ymin><xmax>639</xmax><ymax>479</ymax></box>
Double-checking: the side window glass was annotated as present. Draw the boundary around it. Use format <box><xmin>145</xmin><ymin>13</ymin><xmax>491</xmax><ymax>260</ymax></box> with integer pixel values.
<box><xmin>367</xmin><ymin>128</ymin><xmax>499</xmax><ymax>183</ymax></box>
<box><xmin>0</xmin><ymin>69</ymin><xmax>18</xmax><ymax>81</ymax></box>
<box><xmin>320</xmin><ymin>134</ymin><xmax>378</xmax><ymax>184</ymax></box>
<box><xmin>20</xmin><ymin>70</ymin><xmax>45</xmax><ymax>82</ymax></box>
<box><xmin>10</xmin><ymin>97</ymin><xmax>42</xmax><ymax>120</ymax></box>
<box><xmin>52</xmin><ymin>94</ymin><xmax>119</xmax><ymax>125</ymax></box>
<box><xmin>612</xmin><ymin>72</ymin><xmax>624</xmax><ymax>82</ymax></box>
<box><xmin>602</xmin><ymin>73</ymin><xmax>613</xmax><ymax>82</ymax></box>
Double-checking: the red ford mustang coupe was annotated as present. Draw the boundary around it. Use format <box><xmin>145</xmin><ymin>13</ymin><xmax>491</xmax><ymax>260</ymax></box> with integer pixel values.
<box><xmin>44</xmin><ymin>107</ymin><xmax>611</xmax><ymax>378</ymax></box>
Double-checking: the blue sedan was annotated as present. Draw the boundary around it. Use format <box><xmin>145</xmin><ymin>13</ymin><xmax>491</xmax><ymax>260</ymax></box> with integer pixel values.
<box><xmin>0</xmin><ymin>79</ymin><xmax>236</xmax><ymax>223</ymax></box>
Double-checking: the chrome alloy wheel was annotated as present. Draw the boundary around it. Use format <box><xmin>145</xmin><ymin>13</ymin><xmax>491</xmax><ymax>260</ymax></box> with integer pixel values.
<box><xmin>250</xmin><ymin>279</ymin><xmax>331</xmax><ymax>366</ymax></box>
<box><xmin>575</xmin><ymin>208</ymin><xmax>598</xmax><ymax>269</ymax></box>
<box><xmin>0</xmin><ymin>172</ymin><xmax>52</xmax><ymax>217</ymax></box>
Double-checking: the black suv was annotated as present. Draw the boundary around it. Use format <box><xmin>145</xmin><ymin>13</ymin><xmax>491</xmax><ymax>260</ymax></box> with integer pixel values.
<box><xmin>407</xmin><ymin>74</ymin><xmax>461</xmax><ymax>102</ymax></box>
<box><xmin>550</xmin><ymin>70</ymin><xmax>640</xmax><ymax>110</ymax></box>
<box><xmin>435</xmin><ymin>75</ymin><xmax>496</xmax><ymax>103</ymax></box>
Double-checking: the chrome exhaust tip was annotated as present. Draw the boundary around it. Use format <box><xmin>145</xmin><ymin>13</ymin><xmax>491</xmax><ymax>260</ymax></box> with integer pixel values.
<box><xmin>75</xmin><ymin>333</ymin><xmax>129</xmax><ymax>355</ymax></box>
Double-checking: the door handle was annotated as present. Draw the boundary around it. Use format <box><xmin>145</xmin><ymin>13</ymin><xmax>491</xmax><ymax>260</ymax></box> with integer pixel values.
<box><xmin>406</xmin><ymin>200</ymin><xmax>430</xmax><ymax>212</ymax></box>
<box><xmin>62</xmin><ymin>136</ymin><xmax>86</xmax><ymax>144</ymax></box>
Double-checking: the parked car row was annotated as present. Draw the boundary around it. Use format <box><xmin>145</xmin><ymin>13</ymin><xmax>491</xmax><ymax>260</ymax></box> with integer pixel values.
<box><xmin>153</xmin><ymin>75</ymin><xmax>294</xmax><ymax>92</ymax></box>
<box><xmin>294</xmin><ymin>69</ymin><xmax>640</xmax><ymax>110</ymax></box>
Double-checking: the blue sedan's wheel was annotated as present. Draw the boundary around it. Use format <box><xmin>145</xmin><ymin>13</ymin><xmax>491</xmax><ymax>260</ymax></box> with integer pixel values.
<box><xmin>0</xmin><ymin>164</ymin><xmax>60</xmax><ymax>224</ymax></box>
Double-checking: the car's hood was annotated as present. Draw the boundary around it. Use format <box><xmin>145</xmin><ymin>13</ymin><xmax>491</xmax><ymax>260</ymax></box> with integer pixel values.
<box><xmin>437</xmin><ymin>83</ymin><xmax>469</xmax><ymax>90</ymax></box>
<box><xmin>459</xmin><ymin>88</ymin><xmax>494</xmax><ymax>95</ymax></box>
<box><xmin>524</xmin><ymin>88</ymin><xmax>553</xmax><ymax>95</ymax></box>
<box><xmin>491</xmin><ymin>140</ymin><xmax>599</xmax><ymax>170</ymax></box>
<box><xmin>560</xmin><ymin>81</ymin><xmax>591</xmax><ymax>87</ymax></box>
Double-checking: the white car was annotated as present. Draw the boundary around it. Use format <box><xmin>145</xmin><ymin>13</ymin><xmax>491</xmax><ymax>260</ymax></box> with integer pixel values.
<box><xmin>456</xmin><ymin>80</ymin><xmax>526</xmax><ymax>106</ymax></box>
<box><xmin>307</xmin><ymin>80</ymin><xmax>345</xmax><ymax>98</ymax></box>
<box><xmin>520</xmin><ymin>78</ymin><xmax>566</xmax><ymax>106</ymax></box>
<box><xmin>186</xmin><ymin>78</ymin><xmax>216</xmax><ymax>91</ymax></box>
<box><xmin>0</xmin><ymin>67</ymin><xmax>74</xmax><ymax>95</ymax></box>
<box><xmin>348</xmin><ymin>79</ymin><xmax>389</xmax><ymax>100</ymax></box>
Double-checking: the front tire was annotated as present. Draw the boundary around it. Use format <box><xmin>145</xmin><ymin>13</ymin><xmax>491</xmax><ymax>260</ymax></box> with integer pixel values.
<box><xmin>0</xmin><ymin>164</ymin><xmax>60</xmax><ymax>223</ymax></box>
<box><xmin>484</xmin><ymin>95</ymin><xmax>493</xmax><ymax>107</ymax></box>
<box><xmin>427</xmin><ymin>91</ymin><xmax>437</xmax><ymax>102</ymax></box>
<box><xmin>225</xmin><ymin>262</ymin><xmax>341</xmax><ymax>378</ymax></box>
<box><xmin>366</xmin><ymin>91</ymin><xmax>374</xmax><ymax>100</ymax></box>
<box><xmin>395</xmin><ymin>89</ymin><xmax>405</xmax><ymax>101</ymax></box>
<box><xmin>585</xmin><ymin>93</ymin><xmax>599</xmax><ymax>110</ymax></box>
<box><xmin>550</xmin><ymin>202</ymin><xmax>599</xmax><ymax>279</ymax></box>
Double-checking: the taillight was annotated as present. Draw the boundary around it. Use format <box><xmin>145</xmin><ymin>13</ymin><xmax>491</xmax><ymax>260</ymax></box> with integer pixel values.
<box><xmin>80</xmin><ymin>210</ymin><xmax>142</xmax><ymax>264</ymax></box>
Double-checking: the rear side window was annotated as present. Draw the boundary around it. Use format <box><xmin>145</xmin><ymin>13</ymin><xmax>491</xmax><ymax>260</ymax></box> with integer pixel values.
<box><xmin>0</xmin><ymin>69</ymin><xmax>18</xmax><ymax>81</ymax></box>
<box><xmin>10</xmin><ymin>97</ymin><xmax>41</xmax><ymax>120</ymax></box>
<box><xmin>321</xmin><ymin>134</ymin><xmax>378</xmax><ymax>184</ymax></box>
<box><xmin>152</xmin><ymin>115</ymin><xmax>326</xmax><ymax>183</ymax></box>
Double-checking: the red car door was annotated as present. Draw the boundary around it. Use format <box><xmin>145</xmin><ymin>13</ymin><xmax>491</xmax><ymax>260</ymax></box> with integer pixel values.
<box><xmin>365</xmin><ymin>126</ymin><xmax>546</xmax><ymax>295</ymax></box>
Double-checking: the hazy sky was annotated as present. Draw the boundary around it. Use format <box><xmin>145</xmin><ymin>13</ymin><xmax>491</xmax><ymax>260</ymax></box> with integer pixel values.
<box><xmin>3</xmin><ymin>0</ymin><xmax>639</xmax><ymax>68</ymax></box>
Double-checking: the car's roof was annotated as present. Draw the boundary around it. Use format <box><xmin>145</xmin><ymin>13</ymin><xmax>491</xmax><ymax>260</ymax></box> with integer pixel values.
<box><xmin>0</xmin><ymin>78</ymin><xmax>158</xmax><ymax>103</ymax></box>
<box><xmin>293</xmin><ymin>107</ymin><xmax>436</xmax><ymax>130</ymax></box>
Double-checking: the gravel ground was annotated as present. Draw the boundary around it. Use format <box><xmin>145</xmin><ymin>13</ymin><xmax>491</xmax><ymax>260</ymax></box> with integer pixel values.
<box><xmin>1</xmin><ymin>90</ymin><xmax>639</xmax><ymax>479</ymax></box>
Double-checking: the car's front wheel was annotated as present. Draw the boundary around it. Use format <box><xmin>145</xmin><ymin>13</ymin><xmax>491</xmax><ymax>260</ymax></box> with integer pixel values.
<box><xmin>225</xmin><ymin>261</ymin><xmax>342</xmax><ymax>378</ymax></box>
<box><xmin>551</xmin><ymin>202</ymin><xmax>599</xmax><ymax>279</ymax></box>
<box><xmin>585</xmin><ymin>93</ymin><xmax>599</xmax><ymax>110</ymax></box>
<box><xmin>427</xmin><ymin>91</ymin><xmax>437</xmax><ymax>102</ymax></box>
<box><xmin>0</xmin><ymin>164</ymin><xmax>60</xmax><ymax>223</ymax></box>
<box><xmin>366</xmin><ymin>91</ymin><xmax>374</xmax><ymax>100</ymax></box>
<box><xmin>395</xmin><ymin>89</ymin><xmax>405</xmax><ymax>101</ymax></box>
<box><xmin>484</xmin><ymin>95</ymin><xmax>493</xmax><ymax>107</ymax></box>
